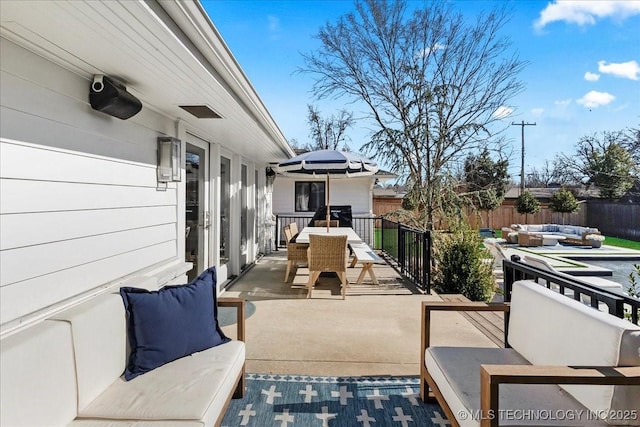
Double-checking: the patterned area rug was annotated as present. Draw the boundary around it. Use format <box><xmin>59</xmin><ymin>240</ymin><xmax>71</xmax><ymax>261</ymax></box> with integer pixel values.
<box><xmin>221</xmin><ymin>373</ymin><xmax>450</xmax><ymax>427</ymax></box>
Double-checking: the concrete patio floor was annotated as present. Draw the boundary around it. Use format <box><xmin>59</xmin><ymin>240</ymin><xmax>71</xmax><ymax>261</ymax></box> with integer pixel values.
<box><xmin>220</xmin><ymin>251</ymin><xmax>496</xmax><ymax>377</ymax></box>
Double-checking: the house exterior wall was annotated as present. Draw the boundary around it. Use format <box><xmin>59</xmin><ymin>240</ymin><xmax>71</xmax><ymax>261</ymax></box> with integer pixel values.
<box><xmin>272</xmin><ymin>175</ymin><xmax>374</xmax><ymax>217</ymax></box>
<box><xmin>0</xmin><ymin>38</ymin><xmax>188</xmax><ymax>330</ymax></box>
<box><xmin>0</xmin><ymin>36</ymin><xmax>279</xmax><ymax>334</ymax></box>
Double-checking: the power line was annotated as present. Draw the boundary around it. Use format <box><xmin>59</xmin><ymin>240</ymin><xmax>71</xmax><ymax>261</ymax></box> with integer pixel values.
<box><xmin>511</xmin><ymin>121</ymin><xmax>537</xmax><ymax>195</ymax></box>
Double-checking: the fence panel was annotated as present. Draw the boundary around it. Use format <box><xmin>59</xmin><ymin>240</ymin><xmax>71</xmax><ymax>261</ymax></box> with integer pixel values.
<box><xmin>467</xmin><ymin>203</ymin><xmax>588</xmax><ymax>229</ymax></box>
<box><xmin>587</xmin><ymin>200</ymin><xmax>640</xmax><ymax>241</ymax></box>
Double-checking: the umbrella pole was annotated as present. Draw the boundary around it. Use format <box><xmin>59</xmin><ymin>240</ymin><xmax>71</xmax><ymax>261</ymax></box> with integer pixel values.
<box><xmin>326</xmin><ymin>173</ymin><xmax>330</xmax><ymax>231</ymax></box>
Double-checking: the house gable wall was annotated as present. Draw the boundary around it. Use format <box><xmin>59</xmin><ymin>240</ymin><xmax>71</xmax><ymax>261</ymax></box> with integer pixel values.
<box><xmin>272</xmin><ymin>175</ymin><xmax>373</xmax><ymax>216</ymax></box>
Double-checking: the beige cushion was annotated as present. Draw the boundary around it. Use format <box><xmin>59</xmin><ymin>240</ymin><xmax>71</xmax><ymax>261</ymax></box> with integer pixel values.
<box><xmin>78</xmin><ymin>341</ymin><xmax>245</xmax><ymax>425</ymax></box>
<box><xmin>1</xmin><ymin>321</ymin><xmax>78</xmax><ymax>426</ymax></box>
<box><xmin>425</xmin><ymin>347</ymin><xmax>607</xmax><ymax>426</ymax></box>
<box><xmin>52</xmin><ymin>293</ymin><xmax>127</xmax><ymax>410</ymax></box>
<box><xmin>508</xmin><ymin>280</ymin><xmax>640</xmax><ymax>424</ymax></box>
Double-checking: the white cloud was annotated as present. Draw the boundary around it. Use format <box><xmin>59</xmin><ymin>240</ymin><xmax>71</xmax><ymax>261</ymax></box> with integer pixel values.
<box><xmin>416</xmin><ymin>43</ymin><xmax>447</xmax><ymax>58</ymax></box>
<box><xmin>492</xmin><ymin>106</ymin><xmax>513</xmax><ymax>119</ymax></box>
<box><xmin>597</xmin><ymin>60</ymin><xmax>640</xmax><ymax>80</ymax></box>
<box><xmin>584</xmin><ymin>72</ymin><xmax>600</xmax><ymax>81</ymax></box>
<box><xmin>531</xmin><ymin>108</ymin><xmax>545</xmax><ymax>117</ymax></box>
<box><xmin>534</xmin><ymin>0</ymin><xmax>640</xmax><ymax>30</ymax></box>
<box><xmin>267</xmin><ymin>15</ymin><xmax>280</xmax><ymax>38</ymax></box>
<box><xmin>577</xmin><ymin>90</ymin><xmax>615</xmax><ymax>108</ymax></box>
<box><xmin>554</xmin><ymin>99</ymin><xmax>572</xmax><ymax>107</ymax></box>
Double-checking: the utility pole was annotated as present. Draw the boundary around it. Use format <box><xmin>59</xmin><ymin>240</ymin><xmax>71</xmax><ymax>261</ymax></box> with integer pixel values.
<box><xmin>511</xmin><ymin>121</ymin><xmax>536</xmax><ymax>195</ymax></box>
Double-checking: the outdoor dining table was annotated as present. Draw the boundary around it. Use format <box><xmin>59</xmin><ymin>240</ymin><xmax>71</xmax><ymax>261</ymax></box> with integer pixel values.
<box><xmin>294</xmin><ymin>226</ymin><xmax>363</xmax><ymax>245</ymax></box>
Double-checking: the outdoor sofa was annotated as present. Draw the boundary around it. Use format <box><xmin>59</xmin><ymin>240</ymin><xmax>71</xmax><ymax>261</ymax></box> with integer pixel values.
<box><xmin>421</xmin><ymin>279</ymin><xmax>640</xmax><ymax>427</ymax></box>
<box><xmin>502</xmin><ymin>224</ymin><xmax>601</xmax><ymax>246</ymax></box>
<box><xmin>1</xmin><ymin>267</ymin><xmax>245</xmax><ymax>427</ymax></box>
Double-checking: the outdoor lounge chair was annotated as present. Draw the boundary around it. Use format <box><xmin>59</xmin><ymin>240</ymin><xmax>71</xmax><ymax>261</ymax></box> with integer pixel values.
<box><xmin>283</xmin><ymin>223</ymin><xmax>308</xmax><ymax>282</ymax></box>
<box><xmin>483</xmin><ymin>238</ymin><xmax>510</xmax><ymax>282</ymax></box>
<box><xmin>522</xmin><ymin>255</ymin><xmax>623</xmax><ymax>296</ymax></box>
<box><xmin>306</xmin><ymin>234</ymin><xmax>349</xmax><ymax>299</ymax></box>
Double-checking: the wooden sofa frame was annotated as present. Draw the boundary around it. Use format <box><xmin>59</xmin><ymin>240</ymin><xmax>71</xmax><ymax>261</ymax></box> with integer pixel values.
<box><xmin>420</xmin><ymin>300</ymin><xmax>640</xmax><ymax>427</ymax></box>
<box><xmin>219</xmin><ymin>297</ymin><xmax>246</xmax><ymax>402</ymax></box>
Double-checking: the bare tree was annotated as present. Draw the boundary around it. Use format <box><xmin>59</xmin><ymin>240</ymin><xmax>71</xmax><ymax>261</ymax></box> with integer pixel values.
<box><xmin>555</xmin><ymin>130</ymin><xmax>639</xmax><ymax>198</ymax></box>
<box><xmin>620</xmin><ymin>125</ymin><xmax>640</xmax><ymax>165</ymax></box>
<box><xmin>526</xmin><ymin>160</ymin><xmax>566</xmax><ymax>187</ymax></box>
<box><xmin>300</xmin><ymin>0</ymin><xmax>526</xmax><ymax>230</ymax></box>
<box><xmin>306</xmin><ymin>105</ymin><xmax>354</xmax><ymax>150</ymax></box>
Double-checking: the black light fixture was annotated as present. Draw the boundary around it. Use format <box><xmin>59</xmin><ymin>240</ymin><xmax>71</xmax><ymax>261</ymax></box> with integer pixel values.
<box><xmin>90</xmin><ymin>75</ymin><xmax>142</xmax><ymax>120</ymax></box>
<box><xmin>266</xmin><ymin>167</ymin><xmax>277</xmax><ymax>190</ymax></box>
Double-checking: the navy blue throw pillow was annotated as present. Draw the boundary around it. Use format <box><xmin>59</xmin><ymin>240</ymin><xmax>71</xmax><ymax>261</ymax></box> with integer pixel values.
<box><xmin>120</xmin><ymin>267</ymin><xmax>229</xmax><ymax>380</ymax></box>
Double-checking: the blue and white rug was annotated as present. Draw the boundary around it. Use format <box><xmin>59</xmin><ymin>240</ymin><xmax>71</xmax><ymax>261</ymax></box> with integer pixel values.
<box><xmin>221</xmin><ymin>373</ymin><xmax>450</xmax><ymax>427</ymax></box>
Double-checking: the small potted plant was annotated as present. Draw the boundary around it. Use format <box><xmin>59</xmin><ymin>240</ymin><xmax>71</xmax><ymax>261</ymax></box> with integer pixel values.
<box><xmin>585</xmin><ymin>234</ymin><xmax>605</xmax><ymax>248</ymax></box>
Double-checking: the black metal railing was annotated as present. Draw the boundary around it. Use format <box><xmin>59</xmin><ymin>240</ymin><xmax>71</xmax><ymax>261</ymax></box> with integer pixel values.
<box><xmin>275</xmin><ymin>215</ymin><xmax>431</xmax><ymax>293</ymax></box>
<box><xmin>381</xmin><ymin>219</ymin><xmax>430</xmax><ymax>293</ymax></box>
<box><xmin>275</xmin><ymin>215</ymin><xmax>377</xmax><ymax>248</ymax></box>
<box><xmin>503</xmin><ymin>256</ymin><xmax>639</xmax><ymax>325</ymax></box>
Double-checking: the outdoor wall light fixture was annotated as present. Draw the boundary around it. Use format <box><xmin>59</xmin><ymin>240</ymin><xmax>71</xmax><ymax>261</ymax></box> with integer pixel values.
<box><xmin>89</xmin><ymin>75</ymin><xmax>142</xmax><ymax>120</ymax></box>
<box><xmin>157</xmin><ymin>137</ymin><xmax>181</xmax><ymax>182</ymax></box>
<box><xmin>266</xmin><ymin>166</ymin><xmax>277</xmax><ymax>191</ymax></box>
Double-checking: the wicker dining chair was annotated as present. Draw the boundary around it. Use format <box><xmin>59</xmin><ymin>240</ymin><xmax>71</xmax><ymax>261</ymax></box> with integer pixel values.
<box><xmin>289</xmin><ymin>222</ymin><xmax>299</xmax><ymax>236</ymax></box>
<box><xmin>313</xmin><ymin>220</ymin><xmax>339</xmax><ymax>228</ymax></box>
<box><xmin>306</xmin><ymin>234</ymin><xmax>349</xmax><ymax>299</ymax></box>
<box><xmin>283</xmin><ymin>223</ymin><xmax>308</xmax><ymax>282</ymax></box>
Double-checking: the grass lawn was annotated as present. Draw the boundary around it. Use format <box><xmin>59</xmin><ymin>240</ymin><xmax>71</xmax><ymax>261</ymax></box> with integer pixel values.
<box><xmin>602</xmin><ymin>236</ymin><xmax>640</xmax><ymax>250</ymax></box>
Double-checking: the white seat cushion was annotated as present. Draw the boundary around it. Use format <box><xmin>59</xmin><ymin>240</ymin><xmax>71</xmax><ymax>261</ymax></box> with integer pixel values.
<box><xmin>426</xmin><ymin>347</ymin><xmax>608</xmax><ymax>427</ymax></box>
<box><xmin>1</xmin><ymin>321</ymin><xmax>78</xmax><ymax>427</ymax></box>
<box><xmin>77</xmin><ymin>341</ymin><xmax>244</xmax><ymax>425</ymax></box>
<box><xmin>52</xmin><ymin>293</ymin><xmax>127</xmax><ymax>410</ymax></box>
<box><xmin>508</xmin><ymin>280</ymin><xmax>640</xmax><ymax>424</ymax></box>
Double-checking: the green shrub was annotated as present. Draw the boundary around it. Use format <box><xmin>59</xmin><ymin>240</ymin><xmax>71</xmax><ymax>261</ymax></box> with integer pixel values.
<box><xmin>515</xmin><ymin>190</ymin><xmax>540</xmax><ymax>223</ymax></box>
<box><xmin>432</xmin><ymin>230</ymin><xmax>495</xmax><ymax>301</ymax></box>
<box><xmin>627</xmin><ymin>264</ymin><xmax>640</xmax><ymax>298</ymax></box>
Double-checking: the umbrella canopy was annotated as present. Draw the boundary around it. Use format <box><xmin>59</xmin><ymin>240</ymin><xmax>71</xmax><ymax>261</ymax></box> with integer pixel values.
<box><xmin>276</xmin><ymin>150</ymin><xmax>379</xmax><ymax>230</ymax></box>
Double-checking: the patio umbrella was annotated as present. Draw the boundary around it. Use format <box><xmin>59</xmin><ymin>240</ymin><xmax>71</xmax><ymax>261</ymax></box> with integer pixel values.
<box><xmin>276</xmin><ymin>150</ymin><xmax>379</xmax><ymax>231</ymax></box>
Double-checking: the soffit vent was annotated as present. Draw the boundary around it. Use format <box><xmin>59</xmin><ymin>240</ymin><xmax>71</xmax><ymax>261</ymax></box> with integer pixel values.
<box><xmin>179</xmin><ymin>105</ymin><xmax>222</xmax><ymax>119</ymax></box>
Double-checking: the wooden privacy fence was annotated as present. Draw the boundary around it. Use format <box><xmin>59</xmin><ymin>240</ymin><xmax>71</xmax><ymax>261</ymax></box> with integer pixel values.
<box><xmin>373</xmin><ymin>196</ymin><xmax>638</xmax><ymax>241</ymax></box>
<box><xmin>467</xmin><ymin>201</ymin><xmax>588</xmax><ymax>230</ymax></box>
<box><xmin>468</xmin><ymin>200</ymin><xmax>638</xmax><ymax>241</ymax></box>
<box><xmin>587</xmin><ymin>200</ymin><xmax>640</xmax><ymax>241</ymax></box>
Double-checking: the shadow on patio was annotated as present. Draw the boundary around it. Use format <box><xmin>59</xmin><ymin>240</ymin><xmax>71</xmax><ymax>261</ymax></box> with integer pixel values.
<box><xmin>220</xmin><ymin>251</ymin><xmax>497</xmax><ymax>377</ymax></box>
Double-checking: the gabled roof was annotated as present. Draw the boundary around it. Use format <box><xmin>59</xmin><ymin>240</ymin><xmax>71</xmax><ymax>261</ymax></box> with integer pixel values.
<box><xmin>504</xmin><ymin>186</ymin><xmax>601</xmax><ymax>200</ymax></box>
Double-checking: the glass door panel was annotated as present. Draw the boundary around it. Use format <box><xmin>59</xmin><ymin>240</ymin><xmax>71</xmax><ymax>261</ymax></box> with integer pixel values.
<box><xmin>220</xmin><ymin>156</ymin><xmax>231</xmax><ymax>265</ymax></box>
<box><xmin>185</xmin><ymin>143</ymin><xmax>208</xmax><ymax>281</ymax></box>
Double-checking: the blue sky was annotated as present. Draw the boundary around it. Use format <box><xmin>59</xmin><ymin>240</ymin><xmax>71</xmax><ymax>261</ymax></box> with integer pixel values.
<box><xmin>203</xmin><ymin>0</ymin><xmax>640</xmax><ymax>180</ymax></box>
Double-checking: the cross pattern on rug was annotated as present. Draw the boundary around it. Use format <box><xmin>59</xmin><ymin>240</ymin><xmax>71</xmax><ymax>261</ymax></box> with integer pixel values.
<box><xmin>221</xmin><ymin>374</ymin><xmax>450</xmax><ymax>427</ymax></box>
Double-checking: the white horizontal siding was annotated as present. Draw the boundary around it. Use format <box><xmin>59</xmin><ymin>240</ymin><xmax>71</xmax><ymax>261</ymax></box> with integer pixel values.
<box><xmin>1</xmin><ymin>206</ymin><xmax>176</xmax><ymax>250</ymax></box>
<box><xmin>0</xmin><ymin>42</ymin><xmax>181</xmax><ymax>326</ymax></box>
<box><xmin>0</xmin><ymin>140</ymin><xmax>158</xmax><ymax>185</ymax></box>
<box><xmin>0</xmin><ymin>179</ymin><xmax>175</xmax><ymax>214</ymax></box>
<box><xmin>272</xmin><ymin>176</ymin><xmax>373</xmax><ymax>215</ymax></box>
<box><xmin>0</xmin><ymin>241</ymin><xmax>176</xmax><ymax>324</ymax></box>
<box><xmin>1</xmin><ymin>223</ymin><xmax>176</xmax><ymax>286</ymax></box>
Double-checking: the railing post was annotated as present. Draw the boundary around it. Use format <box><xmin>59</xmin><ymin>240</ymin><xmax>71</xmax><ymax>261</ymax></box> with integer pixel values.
<box><xmin>274</xmin><ymin>215</ymin><xmax>280</xmax><ymax>250</ymax></box>
<box><xmin>422</xmin><ymin>231</ymin><xmax>430</xmax><ymax>293</ymax></box>
<box><xmin>399</xmin><ymin>226</ymin><xmax>405</xmax><ymax>275</ymax></box>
